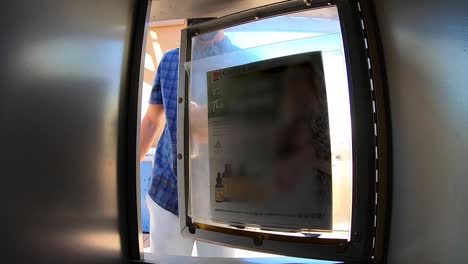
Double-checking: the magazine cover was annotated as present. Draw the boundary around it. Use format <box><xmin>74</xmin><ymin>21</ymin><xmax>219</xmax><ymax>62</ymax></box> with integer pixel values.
<box><xmin>207</xmin><ymin>51</ymin><xmax>332</xmax><ymax>231</ymax></box>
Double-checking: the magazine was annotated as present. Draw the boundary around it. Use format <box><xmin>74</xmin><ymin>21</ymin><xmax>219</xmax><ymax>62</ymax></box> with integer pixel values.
<box><xmin>207</xmin><ymin>51</ymin><xmax>333</xmax><ymax>231</ymax></box>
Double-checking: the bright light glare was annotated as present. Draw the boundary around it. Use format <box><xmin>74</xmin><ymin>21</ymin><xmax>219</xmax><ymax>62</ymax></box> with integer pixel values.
<box><xmin>225</xmin><ymin>32</ymin><xmax>321</xmax><ymax>49</ymax></box>
<box><xmin>145</xmin><ymin>53</ymin><xmax>155</xmax><ymax>71</ymax></box>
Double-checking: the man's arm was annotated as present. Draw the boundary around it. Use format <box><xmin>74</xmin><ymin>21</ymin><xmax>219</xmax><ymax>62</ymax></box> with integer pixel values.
<box><xmin>140</xmin><ymin>104</ymin><xmax>165</xmax><ymax>162</ymax></box>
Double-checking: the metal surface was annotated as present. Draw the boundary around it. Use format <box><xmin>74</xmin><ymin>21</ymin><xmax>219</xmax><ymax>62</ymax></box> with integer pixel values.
<box><xmin>374</xmin><ymin>0</ymin><xmax>468</xmax><ymax>263</ymax></box>
<box><xmin>1</xmin><ymin>0</ymin><xmax>148</xmax><ymax>263</ymax></box>
<box><xmin>177</xmin><ymin>26</ymin><xmax>191</xmax><ymax>234</ymax></box>
<box><xmin>177</xmin><ymin>0</ymin><xmax>390</xmax><ymax>262</ymax></box>
<box><xmin>193</xmin><ymin>222</ymin><xmax>346</xmax><ymax>245</ymax></box>
<box><xmin>150</xmin><ymin>0</ymin><xmax>285</xmax><ymax>21</ymax></box>
<box><xmin>357</xmin><ymin>1</ymin><xmax>392</xmax><ymax>262</ymax></box>
<box><xmin>124</xmin><ymin>0</ymin><xmax>152</xmax><ymax>260</ymax></box>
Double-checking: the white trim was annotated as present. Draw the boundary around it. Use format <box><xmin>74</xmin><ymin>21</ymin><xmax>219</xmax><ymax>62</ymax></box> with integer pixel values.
<box><xmin>149</xmin><ymin>19</ymin><xmax>186</xmax><ymax>27</ymax></box>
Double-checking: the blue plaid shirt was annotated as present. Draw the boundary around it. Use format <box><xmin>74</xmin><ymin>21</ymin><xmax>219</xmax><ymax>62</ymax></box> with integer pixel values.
<box><xmin>148</xmin><ymin>48</ymin><xmax>180</xmax><ymax>215</ymax></box>
<box><xmin>149</xmin><ymin>40</ymin><xmax>238</xmax><ymax>215</ymax></box>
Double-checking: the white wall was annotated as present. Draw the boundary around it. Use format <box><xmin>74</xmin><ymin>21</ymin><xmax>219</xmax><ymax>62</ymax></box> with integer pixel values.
<box><xmin>375</xmin><ymin>0</ymin><xmax>468</xmax><ymax>263</ymax></box>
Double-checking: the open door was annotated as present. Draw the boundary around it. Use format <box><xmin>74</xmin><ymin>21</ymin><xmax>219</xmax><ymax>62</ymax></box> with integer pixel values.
<box><xmin>176</xmin><ymin>0</ymin><xmax>390</xmax><ymax>263</ymax></box>
<box><xmin>3</xmin><ymin>0</ymin><xmax>150</xmax><ymax>263</ymax></box>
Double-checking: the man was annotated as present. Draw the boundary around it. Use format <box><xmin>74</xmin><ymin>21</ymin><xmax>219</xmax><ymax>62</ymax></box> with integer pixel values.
<box><xmin>139</xmin><ymin>20</ymin><xmax>238</xmax><ymax>261</ymax></box>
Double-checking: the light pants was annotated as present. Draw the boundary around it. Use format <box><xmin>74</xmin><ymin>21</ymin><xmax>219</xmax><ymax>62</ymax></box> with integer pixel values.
<box><xmin>146</xmin><ymin>194</ymin><xmax>236</xmax><ymax>262</ymax></box>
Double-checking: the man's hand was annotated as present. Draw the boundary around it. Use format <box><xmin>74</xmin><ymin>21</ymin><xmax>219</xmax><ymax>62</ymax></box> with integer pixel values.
<box><xmin>140</xmin><ymin>104</ymin><xmax>165</xmax><ymax>162</ymax></box>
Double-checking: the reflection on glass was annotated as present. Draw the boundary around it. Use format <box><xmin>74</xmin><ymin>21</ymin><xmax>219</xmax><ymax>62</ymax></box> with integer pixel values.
<box><xmin>187</xmin><ymin>6</ymin><xmax>352</xmax><ymax>239</ymax></box>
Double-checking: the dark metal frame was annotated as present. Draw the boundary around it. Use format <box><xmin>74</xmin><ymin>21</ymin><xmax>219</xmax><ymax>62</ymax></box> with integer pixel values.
<box><xmin>123</xmin><ymin>0</ymin><xmax>152</xmax><ymax>262</ymax></box>
<box><xmin>356</xmin><ymin>1</ymin><xmax>392</xmax><ymax>262</ymax></box>
<box><xmin>126</xmin><ymin>0</ymin><xmax>390</xmax><ymax>263</ymax></box>
<box><xmin>175</xmin><ymin>0</ymin><xmax>390</xmax><ymax>263</ymax></box>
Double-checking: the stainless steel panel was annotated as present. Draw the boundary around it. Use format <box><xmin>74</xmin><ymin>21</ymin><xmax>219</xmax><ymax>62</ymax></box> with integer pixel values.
<box><xmin>150</xmin><ymin>0</ymin><xmax>284</xmax><ymax>21</ymax></box>
<box><xmin>375</xmin><ymin>0</ymin><xmax>468</xmax><ymax>263</ymax></box>
<box><xmin>1</xmin><ymin>0</ymin><xmax>142</xmax><ymax>263</ymax></box>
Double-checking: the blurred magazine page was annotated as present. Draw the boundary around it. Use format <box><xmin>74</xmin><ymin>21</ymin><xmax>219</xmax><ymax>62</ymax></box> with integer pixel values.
<box><xmin>207</xmin><ymin>51</ymin><xmax>333</xmax><ymax>231</ymax></box>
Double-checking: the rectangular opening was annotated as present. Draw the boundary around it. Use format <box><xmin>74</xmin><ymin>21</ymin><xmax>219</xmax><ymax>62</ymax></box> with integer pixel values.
<box><xmin>139</xmin><ymin>18</ymin><xmax>187</xmax><ymax>250</ymax></box>
<box><xmin>186</xmin><ymin>5</ymin><xmax>352</xmax><ymax>241</ymax></box>
<box><xmin>139</xmin><ymin>2</ymin><xmax>353</xmax><ymax>263</ymax></box>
